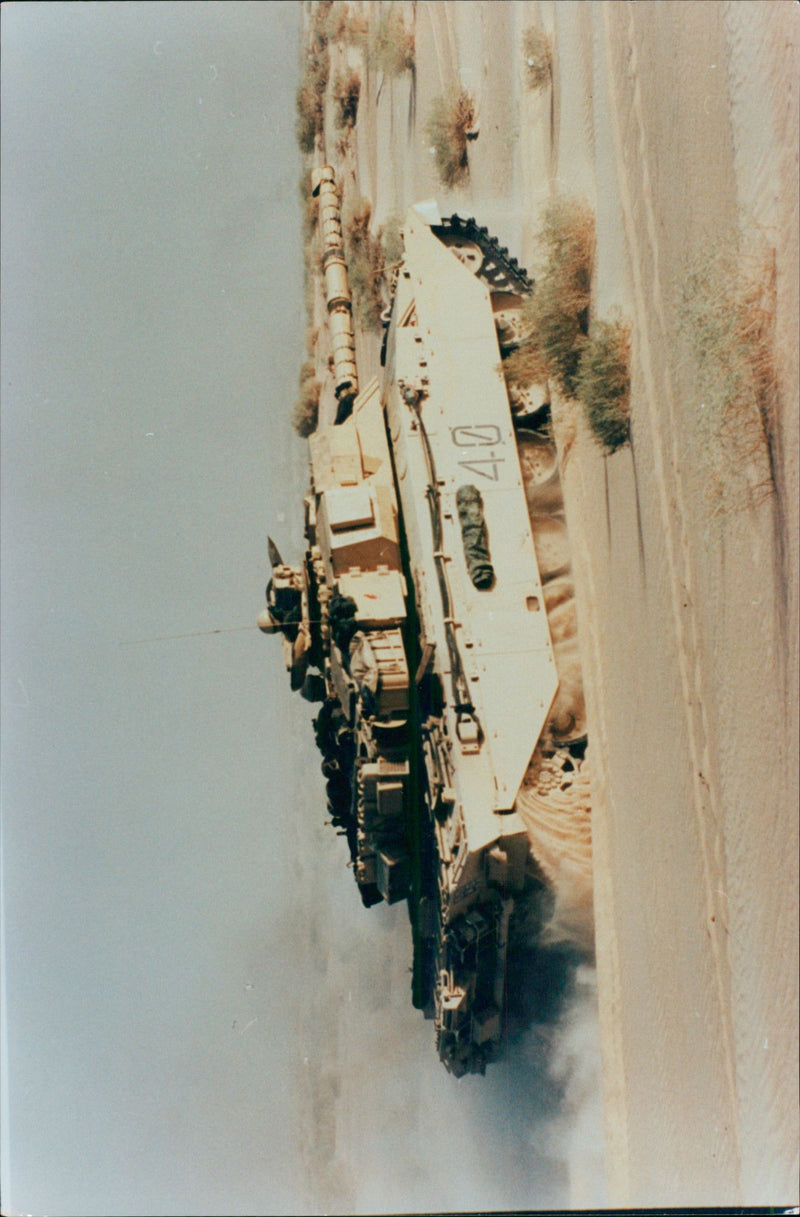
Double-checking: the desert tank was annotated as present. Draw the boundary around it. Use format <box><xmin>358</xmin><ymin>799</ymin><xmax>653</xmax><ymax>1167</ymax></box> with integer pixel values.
<box><xmin>260</xmin><ymin>167</ymin><xmax>588</xmax><ymax>1076</ymax></box>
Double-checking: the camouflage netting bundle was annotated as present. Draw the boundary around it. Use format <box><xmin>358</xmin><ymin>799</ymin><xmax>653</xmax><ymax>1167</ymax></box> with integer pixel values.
<box><xmin>456</xmin><ymin>484</ymin><xmax>494</xmax><ymax>589</ymax></box>
<box><xmin>328</xmin><ymin>589</ymin><xmax>359</xmax><ymax>653</ymax></box>
<box><xmin>349</xmin><ymin>632</ymin><xmax>380</xmax><ymax>716</ymax></box>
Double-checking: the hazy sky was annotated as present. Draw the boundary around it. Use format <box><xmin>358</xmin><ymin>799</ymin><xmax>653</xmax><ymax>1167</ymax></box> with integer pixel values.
<box><xmin>1</xmin><ymin>5</ymin><xmax>602</xmax><ymax>1214</ymax></box>
<box><xmin>2</xmin><ymin>4</ymin><xmax>311</xmax><ymax>1213</ymax></box>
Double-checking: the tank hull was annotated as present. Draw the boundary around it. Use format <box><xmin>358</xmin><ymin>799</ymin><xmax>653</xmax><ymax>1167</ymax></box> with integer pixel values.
<box><xmin>262</xmin><ymin>172</ymin><xmax>588</xmax><ymax>1075</ymax></box>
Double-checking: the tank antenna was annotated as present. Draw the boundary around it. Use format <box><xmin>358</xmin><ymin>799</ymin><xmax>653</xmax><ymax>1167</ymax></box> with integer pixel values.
<box><xmin>120</xmin><ymin>625</ymin><xmax>258</xmax><ymax>647</ymax></box>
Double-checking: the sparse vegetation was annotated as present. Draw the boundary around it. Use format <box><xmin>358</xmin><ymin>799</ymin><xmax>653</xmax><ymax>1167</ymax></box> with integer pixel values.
<box><xmin>295</xmin><ymin>13</ymin><xmax>330</xmax><ymax>153</ymax></box>
<box><xmin>322</xmin><ymin>1</ymin><xmax>369</xmax><ymax>47</ymax></box>
<box><xmin>677</xmin><ymin>232</ymin><xmax>776</xmax><ymax>513</ymax></box>
<box><xmin>501</xmin><ymin>342</ymin><xmax>551</xmax><ymax>397</ymax></box>
<box><xmin>367</xmin><ymin>7</ymin><xmax>415</xmax><ymax>76</ymax></box>
<box><xmin>311</xmin><ymin>0</ymin><xmax>335</xmax><ymax>39</ymax></box>
<box><xmin>500</xmin><ymin>198</ymin><xmax>631</xmax><ymax>450</ymax></box>
<box><xmin>574</xmin><ymin>317</ymin><xmax>631</xmax><ymax>452</ymax></box>
<box><xmin>425</xmin><ymin>88</ymin><xmax>476</xmax><ymax>188</ymax></box>
<box><xmin>381</xmin><ymin>214</ymin><xmax>405</xmax><ymax>268</ymax></box>
<box><xmin>344</xmin><ymin>198</ymin><xmax>386</xmax><ymax>329</ymax></box>
<box><xmin>303</xmin><ymin>256</ymin><xmax>317</xmax><ymax>334</ymax></box>
<box><xmin>522</xmin><ymin>24</ymin><xmax>552</xmax><ymax>92</ymax></box>
<box><xmin>514</xmin><ymin>198</ymin><xmax>595</xmax><ymax>396</ymax></box>
<box><xmin>292</xmin><ymin>360</ymin><xmax>321</xmax><ymax>437</ymax></box>
<box><xmin>300</xmin><ymin>169</ymin><xmax>319</xmax><ymax>242</ymax></box>
<box><xmin>333</xmin><ymin>68</ymin><xmax>361</xmax><ymax>129</ymax></box>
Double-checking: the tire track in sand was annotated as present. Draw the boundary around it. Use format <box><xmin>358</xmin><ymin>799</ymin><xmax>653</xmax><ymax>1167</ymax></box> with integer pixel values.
<box><xmin>555</xmin><ymin>410</ymin><xmax>632</xmax><ymax>1199</ymax></box>
<box><xmin>601</xmin><ymin>1</ymin><xmax>741</xmax><ymax>1188</ymax></box>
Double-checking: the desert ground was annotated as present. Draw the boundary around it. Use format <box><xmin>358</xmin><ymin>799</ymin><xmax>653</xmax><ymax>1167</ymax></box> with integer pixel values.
<box><xmin>298</xmin><ymin>0</ymin><xmax>798</xmax><ymax>1208</ymax></box>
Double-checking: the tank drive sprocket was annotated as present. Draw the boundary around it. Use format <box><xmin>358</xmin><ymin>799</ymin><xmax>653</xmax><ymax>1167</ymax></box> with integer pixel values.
<box><xmin>432</xmin><ymin>215</ymin><xmax>534</xmax><ymax>296</ymax></box>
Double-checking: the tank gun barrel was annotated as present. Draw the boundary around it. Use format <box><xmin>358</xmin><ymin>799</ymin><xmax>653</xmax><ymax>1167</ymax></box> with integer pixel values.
<box><xmin>311</xmin><ymin>166</ymin><xmax>359</xmax><ymax>414</ymax></box>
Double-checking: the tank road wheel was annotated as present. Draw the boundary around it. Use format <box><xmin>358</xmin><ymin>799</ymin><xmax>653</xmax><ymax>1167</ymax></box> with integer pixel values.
<box><xmin>516</xmin><ymin>428</ymin><xmax>564</xmax><ymax>517</ymax></box>
<box><xmin>542</xmin><ymin>576</ymin><xmax>587</xmax><ymax>746</ymax></box>
<box><xmin>491</xmin><ymin>292</ymin><xmax>535</xmax><ymax>353</ymax></box>
<box><xmin>437</xmin><ymin>234</ymin><xmax>485</xmax><ymax>275</ymax></box>
<box><xmin>529</xmin><ymin>515</ymin><xmax>571</xmax><ymax>583</ymax></box>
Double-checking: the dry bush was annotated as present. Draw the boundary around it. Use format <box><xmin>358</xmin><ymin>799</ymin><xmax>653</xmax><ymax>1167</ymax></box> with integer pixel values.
<box><xmin>425</xmin><ymin>89</ymin><xmax>476</xmax><ymax>188</ymax></box>
<box><xmin>323</xmin><ymin>1</ymin><xmax>369</xmax><ymax>46</ymax></box>
<box><xmin>299</xmin><ymin>169</ymin><xmax>319</xmax><ymax>241</ymax></box>
<box><xmin>302</xmin><ymin>224</ymin><xmax>323</xmax><ymax>344</ymax></box>
<box><xmin>344</xmin><ymin>198</ymin><xmax>387</xmax><ymax>330</ymax></box>
<box><xmin>295</xmin><ymin>5</ymin><xmax>331</xmax><ymax>152</ymax></box>
<box><xmin>677</xmin><ymin>233</ymin><xmax>776</xmax><ymax>513</ymax></box>
<box><xmin>293</xmin><ymin>361</ymin><xmax>321</xmax><ymax>437</ymax></box>
<box><xmin>501</xmin><ymin>199</ymin><xmax>629</xmax><ymax>450</ymax></box>
<box><xmin>303</xmin><ymin>262</ymin><xmax>316</xmax><ymax>331</ymax></box>
<box><xmin>310</xmin><ymin>0</ymin><xmax>335</xmax><ymax>40</ymax></box>
<box><xmin>519</xmin><ymin>197</ymin><xmax>594</xmax><ymax>395</ymax></box>
<box><xmin>295</xmin><ymin>63</ymin><xmax>328</xmax><ymax>153</ymax></box>
<box><xmin>522</xmin><ymin>24</ymin><xmax>552</xmax><ymax>91</ymax></box>
<box><xmin>501</xmin><ymin>342</ymin><xmax>551</xmax><ymax>395</ymax></box>
<box><xmin>368</xmin><ymin>7</ymin><xmax>415</xmax><ymax>76</ymax></box>
<box><xmin>295</xmin><ymin>76</ymin><xmax>325</xmax><ymax>154</ymax></box>
<box><xmin>381</xmin><ymin>214</ymin><xmax>405</xmax><ymax>268</ymax></box>
<box><xmin>574</xmin><ymin>317</ymin><xmax>631</xmax><ymax>452</ymax></box>
<box><xmin>333</xmin><ymin>68</ymin><xmax>361</xmax><ymax>129</ymax></box>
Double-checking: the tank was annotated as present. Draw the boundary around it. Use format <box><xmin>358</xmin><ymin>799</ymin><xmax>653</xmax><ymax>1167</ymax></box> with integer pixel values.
<box><xmin>261</xmin><ymin>167</ymin><xmax>588</xmax><ymax>1076</ymax></box>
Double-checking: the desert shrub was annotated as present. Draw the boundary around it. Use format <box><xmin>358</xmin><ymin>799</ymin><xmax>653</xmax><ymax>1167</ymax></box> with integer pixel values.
<box><xmin>293</xmin><ymin>361</ymin><xmax>321</xmax><ymax>437</ymax></box>
<box><xmin>310</xmin><ymin>0</ymin><xmax>335</xmax><ymax>40</ymax></box>
<box><xmin>574</xmin><ymin>317</ymin><xmax>631</xmax><ymax>452</ymax></box>
<box><xmin>344</xmin><ymin>198</ymin><xmax>386</xmax><ymax>329</ymax></box>
<box><xmin>368</xmin><ymin>7</ymin><xmax>415</xmax><ymax>76</ymax></box>
<box><xmin>501</xmin><ymin>342</ymin><xmax>551</xmax><ymax>394</ymax></box>
<box><xmin>425</xmin><ymin>89</ymin><xmax>476</xmax><ymax>188</ymax></box>
<box><xmin>303</xmin><ymin>260</ymin><xmax>317</xmax><ymax>333</ymax></box>
<box><xmin>517</xmin><ymin>197</ymin><xmax>594</xmax><ymax>395</ymax></box>
<box><xmin>500</xmin><ymin>199</ymin><xmax>630</xmax><ymax>448</ymax></box>
<box><xmin>323</xmin><ymin>1</ymin><xmax>369</xmax><ymax>46</ymax></box>
<box><xmin>333</xmin><ymin>68</ymin><xmax>361</xmax><ymax>129</ymax></box>
<box><xmin>677</xmin><ymin>232</ymin><xmax>776</xmax><ymax>513</ymax></box>
<box><xmin>301</xmin><ymin>214</ymin><xmax>319</xmax><ymax>320</ymax></box>
<box><xmin>299</xmin><ymin>169</ymin><xmax>319</xmax><ymax>241</ymax></box>
<box><xmin>381</xmin><ymin>214</ymin><xmax>405</xmax><ymax>267</ymax></box>
<box><xmin>295</xmin><ymin>79</ymin><xmax>324</xmax><ymax>154</ymax></box>
<box><xmin>522</xmin><ymin>24</ymin><xmax>552</xmax><ymax>92</ymax></box>
<box><xmin>295</xmin><ymin>8</ymin><xmax>331</xmax><ymax>152</ymax></box>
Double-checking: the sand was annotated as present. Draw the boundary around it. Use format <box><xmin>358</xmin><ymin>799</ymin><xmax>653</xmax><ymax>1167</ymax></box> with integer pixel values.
<box><xmin>307</xmin><ymin>0</ymin><xmax>799</xmax><ymax>1206</ymax></box>
<box><xmin>548</xmin><ymin>3</ymin><xmax>799</xmax><ymax>1204</ymax></box>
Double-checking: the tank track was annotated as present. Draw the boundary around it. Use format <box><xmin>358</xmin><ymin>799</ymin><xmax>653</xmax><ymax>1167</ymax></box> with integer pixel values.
<box><xmin>381</xmin><ymin>217</ymin><xmax>534</xmax><ymax>367</ymax></box>
<box><xmin>433</xmin><ymin>215</ymin><xmax>534</xmax><ymax>296</ymax></box>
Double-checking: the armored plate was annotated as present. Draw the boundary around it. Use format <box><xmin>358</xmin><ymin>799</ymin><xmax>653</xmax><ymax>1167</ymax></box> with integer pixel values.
<box><xmin>384</xmin><ymin>203</ymin><xmax>559</xmax><ymax>834</ymax></box>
